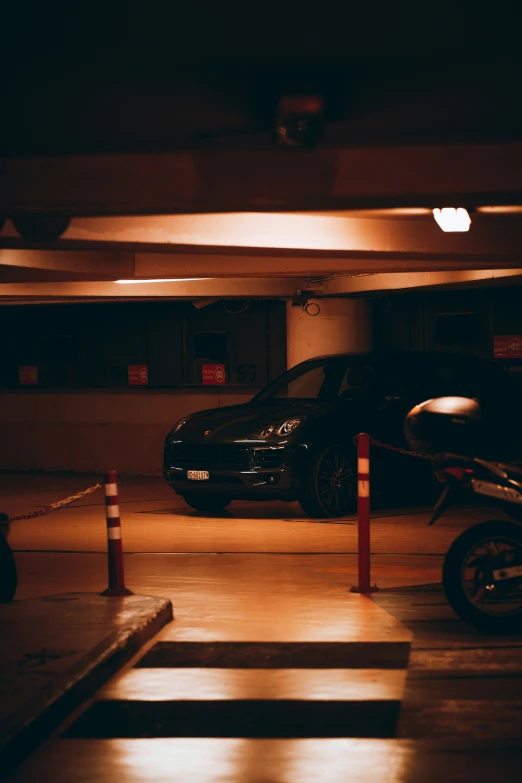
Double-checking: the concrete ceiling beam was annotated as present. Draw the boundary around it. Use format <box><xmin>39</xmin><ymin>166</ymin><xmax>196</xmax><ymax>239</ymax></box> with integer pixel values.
<box><xmin>322</xmin><ymin>268</ymin><xmax>522</xmax><ymax>295</ymax></box>
<box><xmin>3</xmin><ymin>212</ymin><xmax>522</xmax><ymax>257</ymax></box>
<box><xmin>2</xmin><ymin>141</ymin><xmax>522</xmax><ymax>216</ymax></box>
<box><xmin>0</xmin><ymin>277</ymin><xmax>308</xmax><ymax>301</ymax></box>
<box><xmin>3</xmin><ymin>246</ymin><xmax>522</xmax><ymax>285</ymax></box>
<box><xmin>0</xmin><ymin>249</ymin><xmax>134</xmax><ymax>277</ymax></box>
<box><xmin>135</xmin><ymin>250</ymin><xmax>522</xmax><ymax>277</ymax></box>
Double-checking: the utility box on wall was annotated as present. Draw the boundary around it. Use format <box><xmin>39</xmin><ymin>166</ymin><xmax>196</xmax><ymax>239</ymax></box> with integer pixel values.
<box><xmin>433</xmin><ymin>311</ymin><xmax>486</xmax><ymax>353</ymax></box>
<box><xmin>424</xmin><ymin>294</ymin><xmax>490</xmax><ymax>358</ymax></box>
<box><xmin>183</xmin><ymin>300</ymin><xmax>286</xmax><ymax>387</ymax></box>
<box><xmin>193</xmin><ymin>331</ymin><xmax>229</xmax><ymax>385</ymax></box>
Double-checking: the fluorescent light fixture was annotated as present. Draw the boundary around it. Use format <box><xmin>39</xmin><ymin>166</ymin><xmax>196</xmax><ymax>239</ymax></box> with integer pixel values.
<box><xmin>476</xmin><ymin>205</ymin><xmax>522</xmax><ymax>214</ymax></box>
<box><xmin>115</xmin><ymin>278</ymin><xmax>211</xmax><ymax>284</ymax></box>
<box><xmin>432</xmin><ymin>208</ymin><xmax>471</xmax><ymax>232</ymax></box>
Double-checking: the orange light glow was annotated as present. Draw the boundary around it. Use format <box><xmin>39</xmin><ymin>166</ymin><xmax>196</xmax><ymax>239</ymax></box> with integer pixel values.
<box><xmin>115</xmin><ymin>278</ymin><xmax>211</xmax><ymax>284</ymax></box>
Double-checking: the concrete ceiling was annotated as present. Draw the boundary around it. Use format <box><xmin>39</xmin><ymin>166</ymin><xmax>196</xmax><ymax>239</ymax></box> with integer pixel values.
<box><xmin>3</xmin><ymin>9</ymin><xmax>522</xmax><ymax>302</ymax></box>
<box><xmin>4</xmin><ymin>13</ymin><xmax>522</xmax><ymax>217</ymax></box>
<box><xmin>4</xmin><ymin>7</ymin><xmax>522</xmax><ymax>159</ymax></box>
<box><xmin>4</xmin><ymin>141</ymin><xmax>522</xmax><ymax>217</ymax></box>
<box><xmin>1</xmin><ymin>211</ymin><xmax>522</xmax><ymax>303</ymax></box>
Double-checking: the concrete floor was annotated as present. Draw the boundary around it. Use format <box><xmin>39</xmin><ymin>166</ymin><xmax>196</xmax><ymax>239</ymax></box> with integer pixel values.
<box><xmin>3</xmin><ymin>472</ymin><xmax>522</xmax><ymax>781</ymax></box>
<box><xmin>0</xmin><ymin>591</ymin><xmax>172</xmax><ymax>775</ymax></box>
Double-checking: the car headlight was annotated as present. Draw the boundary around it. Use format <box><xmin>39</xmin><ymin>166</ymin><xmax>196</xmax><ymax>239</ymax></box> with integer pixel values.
<box><xmin>257</xmin><ymin>418</ymin><xmax>304</xmax><ymax>438</ymax></box>
<box><xmin>277</xmin><ymin>418</ymin><xmax>303</xmax><ymax>435</ymax></box>
<box><xmin>169</xmin><ymin>415</ymin><xmax>192</xmax><ymax>436</ymax></box>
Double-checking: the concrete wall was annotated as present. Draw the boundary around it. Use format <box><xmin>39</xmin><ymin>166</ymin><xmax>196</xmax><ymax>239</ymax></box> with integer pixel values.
<box><xmin>0</xmin><ymin>297</ymin><xmax>375</xmax><ymax>476</ymax></box>
<box><xmin>0</xmin><ymin>389</ymin><xmax>254</xmax><ymax>475</ymax></box>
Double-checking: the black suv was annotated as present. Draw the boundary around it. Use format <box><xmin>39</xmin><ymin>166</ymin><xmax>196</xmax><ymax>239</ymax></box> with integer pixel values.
<box><xmin>164</xmin><ymin>352</ymin><xmax>520</xmax><ymax>517</ymax></box>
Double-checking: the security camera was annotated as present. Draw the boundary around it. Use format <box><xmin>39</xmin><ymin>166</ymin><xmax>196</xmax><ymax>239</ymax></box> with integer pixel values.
<box><xmin>290</xmin><ymin>292</ymin><xmax>321</xmax><ymax>316</ymax></box>
<box><xmin>291</xmin><ymin>290</ymin><xmax>310</xmax><ymax>308</ymax></box>
<box><xmin>276</xmin><ymin>94</ymin><xmax>324</xmax><ymax>149</ymax></box>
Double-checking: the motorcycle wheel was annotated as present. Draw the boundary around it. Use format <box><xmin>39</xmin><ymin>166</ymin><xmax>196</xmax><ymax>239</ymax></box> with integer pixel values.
<box><xmin>0</xmin><ymin>530</ymin><xmax>17</xmax><ymax>602</ymax></box>
<box><xmin>443</xmin><ymin>520</ymin><xmax>522</xmax><ymax>634</ymax></box>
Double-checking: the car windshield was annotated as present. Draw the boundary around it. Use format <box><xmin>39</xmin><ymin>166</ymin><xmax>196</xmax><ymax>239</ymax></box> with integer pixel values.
<box><xmin>253</xmin><ymin>357</ymin><xmax>375</xmax><ymax>402</ymax></box>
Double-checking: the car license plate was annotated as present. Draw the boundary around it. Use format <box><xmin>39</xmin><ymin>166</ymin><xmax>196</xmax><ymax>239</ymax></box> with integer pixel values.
<box><xmin>187</xmin><ymin>470</ymin><xmax>209</xmax><ymax>481</ymax></box>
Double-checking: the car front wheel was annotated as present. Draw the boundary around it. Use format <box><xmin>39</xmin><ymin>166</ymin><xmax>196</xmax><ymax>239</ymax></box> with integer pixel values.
<box><xmin>299</xmin><ymin>444</ymin><xmax>356</xmax><ymax>518</ymax></box>
<box><xmin>182</xmin><ymin>494</ymin><xmax>232</xmax><ymax>512</ymax></box>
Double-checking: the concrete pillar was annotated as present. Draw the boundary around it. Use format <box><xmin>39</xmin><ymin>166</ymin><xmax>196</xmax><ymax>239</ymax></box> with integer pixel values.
<box><xmin>286</xmin><ymin>298</ymin><xmax>372</xmax><ymax>369</ymax></box>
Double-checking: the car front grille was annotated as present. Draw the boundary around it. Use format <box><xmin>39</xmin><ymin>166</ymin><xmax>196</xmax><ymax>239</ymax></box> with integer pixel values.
<box><xmin>251</xmin><ymin>448</ymin><xmax>288</xmax><ymax>470</ymax></box>
<box><xmin>167</xmin><ymin>443</ymin><xmax>251</xmax><ymax>471</ymax></box>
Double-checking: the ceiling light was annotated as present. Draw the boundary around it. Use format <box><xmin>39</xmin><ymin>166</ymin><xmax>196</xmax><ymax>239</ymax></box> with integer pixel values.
<box><xmin>432</xmin><ymin>208</ymin><xmax>471</xmax><ymax>232</ymax></box>
<box><xmin>114</xmin><ymin>278</ymin><xmax>211</xmax><ymax>284</ymax></box>
<box><xmin>475</xmin><ymin>205</ymin><xmax>522</xmax><ymax>214</ymax></box>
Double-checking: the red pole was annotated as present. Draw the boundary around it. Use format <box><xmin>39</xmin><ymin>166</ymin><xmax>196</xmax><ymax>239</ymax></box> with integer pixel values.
<box><xmin>350</xmin><ymin>433</ymin><xmax>378</xmax><ymax>594</ymax></box>
<box><xmin>101</xmin><ymin>470</ymin><xmax>133</xmax><ymax>597</ymax></box>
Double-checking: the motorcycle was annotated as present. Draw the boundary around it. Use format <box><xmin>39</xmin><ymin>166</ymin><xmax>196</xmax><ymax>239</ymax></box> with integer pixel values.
<box><xmin>0</xmin><ymin>512</ymin><xmax>17</xmax><ymax>602</ymax></box>
<box><xmin>429</xmin><ymin>453</ymin><xmax>522</xmax><ymax>633</ymax></box>
<box><xmin>405</xmin><ymin>396</ymin><xmax>522</xmax><ymax>634</ymax></box>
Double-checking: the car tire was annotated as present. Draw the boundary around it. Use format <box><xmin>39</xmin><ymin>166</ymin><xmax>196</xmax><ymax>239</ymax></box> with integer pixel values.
<box><xmin>299</xmin><ymin>444</ymin><xmax>356</xmax><ymax>518</ymax></box>
<box><xmin>0</xmin><ymin>529</ymin><xmax>17</xmax><ymax>602</ymax></box>
<box><xmin>182</xmin><ymin>494</ymin><xmax>232</xmax><ymax>512</ymax></box>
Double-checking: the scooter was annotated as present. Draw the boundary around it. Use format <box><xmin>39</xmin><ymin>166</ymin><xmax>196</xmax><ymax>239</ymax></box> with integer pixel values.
<box><xmin>0</xmin><ymin>513</ymin><xmax>17</xmax><ymax>602</ymax></box>
<box><xmin>428</xmin><ymin>453</ymin><xmax>522</xmax><ymax>633</ymax></box>
<box><xmin>403</xmin><ymin>394</ymin><xmax>522</xmax><ymax>633</ymax></box>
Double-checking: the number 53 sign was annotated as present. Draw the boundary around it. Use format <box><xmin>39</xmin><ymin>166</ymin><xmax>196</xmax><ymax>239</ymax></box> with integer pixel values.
<box><xmin>235</xmin><ymin>364</ymin><xmax>257</xmax><ymax>382</ymax></box>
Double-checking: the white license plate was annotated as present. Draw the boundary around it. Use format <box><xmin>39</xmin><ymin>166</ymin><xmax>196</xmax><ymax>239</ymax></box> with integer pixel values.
<box><xmin>187</xmin><ymin>470</ymin><xmax>209</xmax><ymax>481</ymax></box>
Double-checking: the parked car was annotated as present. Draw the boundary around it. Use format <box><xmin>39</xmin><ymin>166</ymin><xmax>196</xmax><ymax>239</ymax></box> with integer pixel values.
<box><xmin>163</xmin><ymin>351</ymin><xmax>521</xmax><ymax>517</ymax></box>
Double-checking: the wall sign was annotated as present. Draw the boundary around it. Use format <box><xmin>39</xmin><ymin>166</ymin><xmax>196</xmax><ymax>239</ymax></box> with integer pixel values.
<box><xmin>127</xmin><ymin>365</ymin><xmax>149</xmax><ymax>385</ymax></box>
<box><xmin>19</xmin><ymin>366</ymin><xmax>38</xmax><ymax>385</ymax></box>
<box><xmin>235</xmin><ymin>364</ymin><xmax>257</xmax><ymax>383</ymax></box>
<box><xmin>202</xmin><ymin>363</ymin><xmax>227</xmax><ymax>385</ymax></box>
<box><xmin>494</xmin><ymin>335</ymin><xmax>522</xmax><ymax>358</ymax></box>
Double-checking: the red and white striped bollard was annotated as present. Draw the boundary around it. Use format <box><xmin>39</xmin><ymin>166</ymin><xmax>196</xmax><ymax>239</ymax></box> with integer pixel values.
<box><xmin>350</xmin><ymin>433</ymin><xmax>378</xmax><ymax>594</ymax></box>
<box><xmin>101</xmin><ymin>470</ymin><xmax>133</xmax><ymax>597</ymax></box>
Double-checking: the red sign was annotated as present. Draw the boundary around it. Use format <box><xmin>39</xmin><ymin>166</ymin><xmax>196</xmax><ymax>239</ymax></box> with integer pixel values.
<box><xmin>127</xmin><ymin>365</ymin><xmax>149</xmax><ymax>385</ymax></box>
<box><xmin>202</xmin><ymin>363</ymin><xmax>227</xmax><ymax>385</ymax></box>
<box><xmin>494</xmin><ymin>335</ymin><xmax>522</xmax><ymax>358</ymax></box>
<box><xmin>19</xmin><ymin>366</ymin><xmax>38</xmax><ymax>385</ymax></box>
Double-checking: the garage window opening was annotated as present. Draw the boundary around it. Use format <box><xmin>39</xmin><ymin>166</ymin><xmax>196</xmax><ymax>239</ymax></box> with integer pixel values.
<box><xmin>194</xmin><ymin>332</ymin><xmax>229</xmax><ymax>362</ymax></box>
<box><xmin>435</xmin><ymin>312</ymin><xmax>484</xmax><ymax>346</ymax></box>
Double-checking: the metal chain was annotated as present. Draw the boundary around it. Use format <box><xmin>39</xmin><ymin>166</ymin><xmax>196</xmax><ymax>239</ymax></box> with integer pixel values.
<box><xmin>369</xmin><ymin>437</ymin><xmax>431</xmax><ymax>460</ymax></box>
<box><xmin>360</xmin><ymin>436</ymin><xmax>522</xmax><ymax>466</ymax></box>
<box><xmin>9</xmin><ymin>482</ymin><xmax>103</xmax><ymax>522</ymax></box>
<box><xmin>353</xmin><ymin>434</ymin><xmax>431</xmax><ymax>460</ymax></box>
